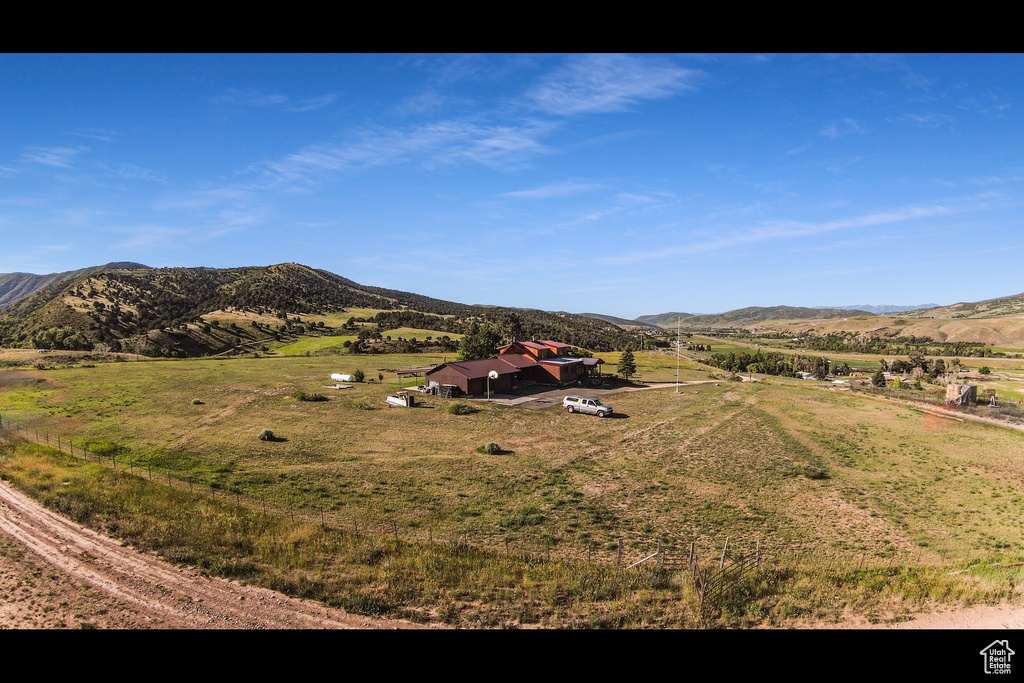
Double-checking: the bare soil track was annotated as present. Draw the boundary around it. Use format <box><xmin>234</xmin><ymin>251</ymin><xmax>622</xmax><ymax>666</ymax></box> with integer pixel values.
<box><xmin>0</xmin><ymin>480</ymin><xmax>428</xmax><ymax>629</ymax></box>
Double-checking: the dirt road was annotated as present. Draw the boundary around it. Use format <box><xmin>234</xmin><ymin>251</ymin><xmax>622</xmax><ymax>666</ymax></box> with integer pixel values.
<box><xmin>0</xmin><ymin>480</ymin><xmax>427</xmax><ymax>629</ymax></box>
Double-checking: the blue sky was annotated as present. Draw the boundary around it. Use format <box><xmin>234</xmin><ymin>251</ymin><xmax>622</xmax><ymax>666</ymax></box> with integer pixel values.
<box><xmin>2</xmin><ymin>54</ymin><xmax>1022</xmax><ymax>318</ymax></box>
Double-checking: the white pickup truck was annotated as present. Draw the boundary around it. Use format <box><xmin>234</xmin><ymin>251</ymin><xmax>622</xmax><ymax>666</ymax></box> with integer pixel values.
<box><xmin>562</xmin><ymin>395</ymin><xmax>613</xmax><ymax>417</ymax></box>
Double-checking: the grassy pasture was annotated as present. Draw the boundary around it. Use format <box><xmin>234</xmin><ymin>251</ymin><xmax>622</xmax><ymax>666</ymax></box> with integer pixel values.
<box><xmin>271</xmin><ymin>335</ymin><xmax>357</xmax><ymax>355</ymax></box>
<box><xmin>3</xmin><ymin>351</ymin><xmax>1024</xmax><ymax>626</ymax></box>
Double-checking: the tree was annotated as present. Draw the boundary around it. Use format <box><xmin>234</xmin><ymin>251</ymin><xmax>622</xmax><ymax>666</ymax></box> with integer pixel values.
<box><xmin>617</xmin><ymin>344</ymin><xmax>637</xmax><ymax>380</ymax></box>
<box><xmin>871</xmin><ymin>367</ymin><xmax>886</xmax><ymax>387</ymax></box>
<box><xmin>458</xmin><ymin>322</ymin><xmax>501</xmax><ymax>361</ymax></box>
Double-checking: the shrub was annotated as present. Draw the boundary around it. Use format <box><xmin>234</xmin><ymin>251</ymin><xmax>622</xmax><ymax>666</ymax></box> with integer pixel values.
<box><xmin>480</xmin><ymin>442</ymin><xmax>502</xmax><ymax>455</ymax></box>
<box><xmin>191</xmin><ymin>398</ymin><xmax>204</xmax><ymax>405</ymax></box>
<box><xmin>353</xmin><ymin>369</ymin><xmax>365</xmax><ymax>382</ymax></box>
<box><xmin>259</xmin><ymin>428</ymin><xmax>274</xmax><ymax>441</ymax></box>
<box><xmin>446</xmin><ymin>403</ymin><xmax>478</xmax><ymax>415</ymax></box>
<box><xmin>291</xmin><ymin>391</ymin><xmax>328</xmax><ymax>402</ymax></box>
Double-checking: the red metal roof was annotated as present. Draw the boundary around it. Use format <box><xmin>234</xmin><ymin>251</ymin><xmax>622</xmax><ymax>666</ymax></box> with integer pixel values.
<box><xmin>426</xmin><ymin>356</ymin><xmax>523</xmax><ymax>379</ymax></box>
<box><xmin>496</xmin><ymin>353</ymin><xmax>539</xmax><ymax>368</ymax></box>
<box><xmin>539</xmin><ymin>340</ymin><xmax>571</xmax><ymax>349</ymax></box>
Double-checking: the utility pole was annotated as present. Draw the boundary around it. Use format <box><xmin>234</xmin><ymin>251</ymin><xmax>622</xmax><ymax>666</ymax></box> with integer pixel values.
<box><xmin>676</xmin><ymin>316</ymin><xmax>681</xmax><ymax>393</ymax></box>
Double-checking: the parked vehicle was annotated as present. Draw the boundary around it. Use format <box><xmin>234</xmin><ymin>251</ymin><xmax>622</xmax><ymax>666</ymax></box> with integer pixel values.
<box><xmin>562</xmin><ymin>395</ymin><xmax>612</xmax><ymax>417</ymax></box>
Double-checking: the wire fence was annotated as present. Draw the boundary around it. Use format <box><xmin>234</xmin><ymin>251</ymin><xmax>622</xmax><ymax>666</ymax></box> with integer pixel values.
<box><xmin>1</xmin><ymin>410</ymin><xmax>991</xmax><ymax>599</ymax></box>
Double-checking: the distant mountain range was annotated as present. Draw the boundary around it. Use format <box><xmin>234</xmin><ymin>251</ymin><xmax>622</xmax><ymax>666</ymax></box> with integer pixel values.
<box><xmin>814</xmin><ymin>304</ymin><xmax>940</xmax><ymax>315</ymax></box>
<box><xmin>576</xmin><ymin>312</ymin><xmax>663</xmax><ymax>331</ymax></box>
<box><xmin>636</xmin><ymin>306</ymin><xmax>870</xmax><ymax>329</ymax></box>
<box><xmin>3</xmin><ymin>261</ymin><xmax>1023</xmax><ymax>356</ymax></box>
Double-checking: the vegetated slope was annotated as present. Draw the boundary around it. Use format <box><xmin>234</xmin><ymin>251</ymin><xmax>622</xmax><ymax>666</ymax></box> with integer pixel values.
<box><xmin>643</xmin><ymin>306</ymin><xmax>874</xmax><ymax>330</ymax></box>
<box><xmin>0</xmin><ymin>262</ymin><xmax>149</xmax><ymax>307</ymax></box>
<box><xmin>0</xmin><ymin>263</ymin><xmax>638</xmax><ymax>357</ymax></box>
<box><xmin>816</xmin><ymin>304</ymin><xmax>939</xmax><ymax>315</ymax></box>
<box><xmin>577</xmin><ymin>312</ymin><xmax>664</xmax><ymax>332</ymax></box>
<box><xmin>904</xmin><ymin>292</ymin><xmax>1024</xmax><ymax>320</ymax></box>
<box><xmin>634</xmin><ymin>312</ymin><xmax>695</xmax><ymax>327</ymax></box>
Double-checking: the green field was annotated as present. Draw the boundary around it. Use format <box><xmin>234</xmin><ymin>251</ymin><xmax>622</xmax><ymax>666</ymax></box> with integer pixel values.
<box><xmin>3</xmin><ymin>350</ymin><xmax>1023</xmax><ymax>627</ymax></box>
<box><xmin>271</xmin><ymin>335</ymin><xmax>357</xmax><ymax>355</ymax></box>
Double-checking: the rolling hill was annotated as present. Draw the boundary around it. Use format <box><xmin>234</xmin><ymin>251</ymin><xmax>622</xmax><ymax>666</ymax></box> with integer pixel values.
<box><xmin>640</xmin><ymin>306</ymin><xmax>872</xmax><ymax>329</ymax></box>
<box><xmin>0</xmin><ymin>262</ymin><xmax>149</xmax><ymax>307</ymax></box>
<box><xmin>0</xmin><ymin>263</ymin><xmax>639</xmax><ymax>357</ymax></box>
<box><xmin>903</xmin><ymin>292</ymin><xmax>1024</xmax><ymax>319</ymax></box>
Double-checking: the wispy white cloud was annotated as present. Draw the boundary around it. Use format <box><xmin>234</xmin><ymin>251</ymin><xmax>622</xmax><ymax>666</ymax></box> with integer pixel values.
<box><xmin>20</xmin><ymin>145</ymin><xmax>88</xmax><ymax>168</ymax></box>
<box><xmin>820</xmin><ymin>118</ymin><xmax>866</xmax><ymax>139</ymax></box>
<box><xmin>253</xmin><ymin>118</ymin><xmax>552</xmax><ymax>186</ymax></box>
<box><xmin>213</xmin><ymin>88</ymin><xmax>337</xmax><ymax>112</ymax></box>
<box><xmin>600</xmin><ymin>204</ymin><xmax>954</xmax><ymax>265</ymax></box>
<box><xmin>156</xmin><ymin>188</ymin><xmax>251</xmax><ymax>211</ymax></box>
<box><xmin>899</xmin><ymin>112</ymin><xmax>955</xmax><ymax>127</ymax></box>
<box><xmin>70</xmin><ymin>129</ymin><xmax>119</xmax><ymax>143</ymax></box>
<box><xmin>97</xmin><ymin>162</ymin><xmax>166</xmax><ymax>183</ymax></box>
<box><xmin>958</xmin><ymin>93</ymin><xmax>1011</xmax><ymax>115</ymax></box>
<box><xmin>614</xmin><ymin>192</ymin><xmax>669</xmax><ymax>206</ymax></box>
<box><xmin>501</xmin><ymin>181</ymin><xmax>601</xmax><ymax>199</ymax></box>
<box><xmin>527</xmin><ymin>54</ymin><xmax>699</xmax><ymax>116</ymax></box>
<box><xmin>289</xmin><ymin>94</ymin><xmax>339</xmax><ymax>112</ymax></box>
<box><xmin>213</xmin><ymin>88</ymin><xmax>287</xmax><ymax>107</ymax></box>
<box><xmin>965</xmin><ymin>176</ymin><xmax>1005</xmax><ymax>186</ymax></box>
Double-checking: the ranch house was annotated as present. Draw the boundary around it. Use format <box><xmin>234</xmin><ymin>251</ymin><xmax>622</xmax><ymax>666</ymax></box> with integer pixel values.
<box><xmin>423</xmin><ymin>340</ymin><xmax>602</xmax><ymax>397</ymax></box>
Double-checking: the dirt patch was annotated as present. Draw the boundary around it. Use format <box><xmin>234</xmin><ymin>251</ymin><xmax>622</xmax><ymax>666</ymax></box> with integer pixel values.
<box><xmin>920</xmin><ymin>412</ymin><xmax>955</xmax><ymax>432</ymax></box>
<box><xmin>0</xmin><ymin>480</ymin><xmax>431</xmax><ymax>629</ymax></box>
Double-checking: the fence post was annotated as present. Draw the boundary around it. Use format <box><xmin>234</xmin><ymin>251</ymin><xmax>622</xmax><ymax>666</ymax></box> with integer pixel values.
<box><xmin>688</xmin><ymin>541</ymin><xmax>695</xmax><ymax>570</ymax></box>
<box><xmin>657</xmin><ymin>540</ymin><xmax>662</xmax><ymax>567</ymax></box>
<box><xmin>392</xmin><ymin>520</ymin><xmax>398</xmax><ymax>542</ymax></box>
<box><xmin>720</xmin><ymin>536</ymin><xmax>730</xmax><ymax>570</ymax></box>
<box><xmin>755</xmin><ymin>539</ymin><xmax>760</xmax><ymax>571</ymax></box>
<box><xmin>617</xmin><ymin>536</ymin><xmax>622</xmax><ymax>568</ymax></box>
